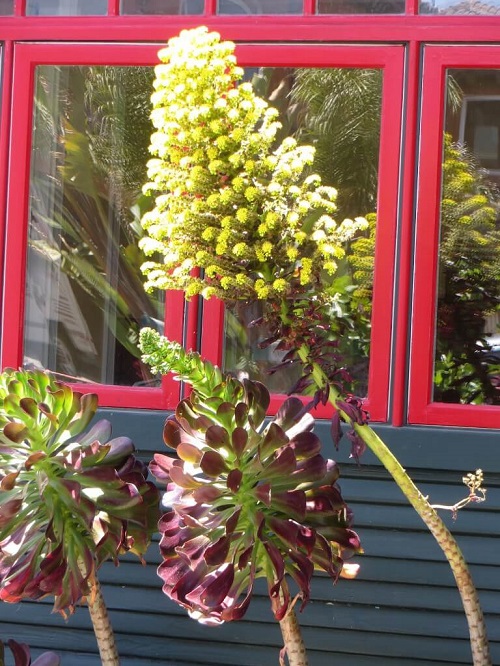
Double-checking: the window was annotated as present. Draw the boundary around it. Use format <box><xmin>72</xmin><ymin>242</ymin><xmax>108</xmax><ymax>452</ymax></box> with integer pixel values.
<box><xmin>1</xmin><ymin>43</ymin><xmax>403</xmax><ymax>418</ymax></box>
<box><xmin>411</xmin><ymin>47</ymin><xmax>500</xmax><ymax>427</ymax></box>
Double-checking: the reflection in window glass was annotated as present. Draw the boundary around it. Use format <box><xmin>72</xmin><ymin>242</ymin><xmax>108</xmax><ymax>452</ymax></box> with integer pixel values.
<box><xmin>223</xmin><ymin>68</ymin><xmax>382</xmax><ymax>397</ymax></box>
<box><xmin>218</xmin><ymin>0</ymin><xmax>301</xmax><ymax>13</ymax></box>
<box><xmin>27</xmin><ymin>0</ymin><xmax>107</xmax><ymax>14</ymax></box>
<box><xmin>25</xmin><ymin>66</ymin><xmax>164</xmax><ymax>387</ymax></box>
<box><xmin>120</xmin><ymin>0</ymin><xmax>203</xmax><ymax>13</ymax></box>
<box><xmin>434</xmin><ymin>70</ymin><xmax>500</xmax><ymax>405</ymax></box>
<box><xmin>420</xmin><ymin>0</ymin><xmax>500</xmax><ymax>14</ymax></box>
<box><xmin>0</xmin><ymin>0</ymin><xmax>13</xmax><ymax>15</ymax></box>
<box><xmin>318</xmin><ymin>0</ymin><xmax>404</xmax><ymax>13</ymax></box>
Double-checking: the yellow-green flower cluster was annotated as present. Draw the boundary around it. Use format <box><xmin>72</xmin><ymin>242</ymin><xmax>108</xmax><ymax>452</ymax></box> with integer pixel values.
<box><xmin>140</xmin><ymin>26</ymin><xmax>367</xmax><ymax>301</ymax></box>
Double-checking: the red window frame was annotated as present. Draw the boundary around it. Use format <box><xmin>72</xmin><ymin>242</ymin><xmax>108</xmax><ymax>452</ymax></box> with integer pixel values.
<box><xmin>409</xmin><ymin>45</ymin><xmax>500</xmax><ymax>428</ymax></box>
<box><xmin>200</xmin><ymin>44</ymin><xmax>405</xmax><ymax>422</ymax></box>
<box><xmin>0</xmin><ymin>41</ymin><xmax>403</xmax><ymax>418</ymax></box>
<box><xmin>1</xmin><ymin>42</ymin><xmax>187</xmax><ymax>409</ymax></box>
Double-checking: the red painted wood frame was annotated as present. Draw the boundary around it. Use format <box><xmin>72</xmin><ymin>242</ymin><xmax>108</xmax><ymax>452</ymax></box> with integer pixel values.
<box><xmin>200</xmin><ymin>45</ymin><xmax>405</xmax><ymax>422</ymax></box>
<box><xmin>1</xmin><ymin>42</ymin><xmax>188</xmax><ymax>410</ymax></box>
<box><xmin>410</xmin><ymin>46</ymin><xmax>500</xmax><ymax>428</ymax></box>
<box><xmin>1</xmin><ymin>42</ymin><xmax>403</xmax><ymax>419</ymax></box>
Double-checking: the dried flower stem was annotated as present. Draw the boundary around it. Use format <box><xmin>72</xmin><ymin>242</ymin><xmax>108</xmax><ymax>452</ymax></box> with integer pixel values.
<box><xmin>297</xmin><ymin>345</ymin><xmax>491</xmax><ymax>666</ymax></box>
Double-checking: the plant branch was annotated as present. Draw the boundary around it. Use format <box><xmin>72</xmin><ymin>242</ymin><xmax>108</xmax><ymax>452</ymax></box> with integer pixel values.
<box><xmin>296</xmin><ymin>345</ymin><xmax>491</xmax><ymax>666</ymax></box>
<box><xmin>278</xmin><ymin>591</ymin><xmax>309</xmax><ymax>666</ymax></box>
<box><xmin>86</xmin><ymin>576</ymin><xmax>119</xmax><ymax>666</ymax></box>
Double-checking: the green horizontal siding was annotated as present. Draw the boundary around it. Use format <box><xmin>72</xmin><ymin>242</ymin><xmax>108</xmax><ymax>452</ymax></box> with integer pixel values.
<box><xmin>1</xmin><ymin>410</ymin><xmax>498</xmax><ymax>665</ymax></box>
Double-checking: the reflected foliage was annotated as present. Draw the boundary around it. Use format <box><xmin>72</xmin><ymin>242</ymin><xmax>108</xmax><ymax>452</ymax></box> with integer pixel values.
<box><xmin>28</xmin><ymin>66</ymin><xmax>162</xmax><ymax>385</ymax></box>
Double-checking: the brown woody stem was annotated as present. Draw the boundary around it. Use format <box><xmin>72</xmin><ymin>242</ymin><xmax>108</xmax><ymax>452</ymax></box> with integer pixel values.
<box><xmin>86</xmin><ymin>576</ymin><xmax>120</xmax><ymax>666</ymax></box>
<box><xmin>297</xmin><ymin>345</ymin><xmax>491</xmax><ymax>666</ymax></box>
<box><xmin>279</xmin><ymin>605</ymin><xmax>309</xmax><ymax>666</ymax></box>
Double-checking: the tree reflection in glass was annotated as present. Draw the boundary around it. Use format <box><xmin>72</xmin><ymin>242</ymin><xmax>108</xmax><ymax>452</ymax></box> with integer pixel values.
<box><xmin>433</xmin><ymin>69</ymin><xmax>500</xmax><ymax>405</ymax></box>
<box><xmin>223</xmin><ymin>67</ymin><xmax>382</xmax><ymax>398</ymax></box>
<box><xmin>25</xmin><ymin>66</ymin><xmax>164</xmax><ymax>386</ymax></box>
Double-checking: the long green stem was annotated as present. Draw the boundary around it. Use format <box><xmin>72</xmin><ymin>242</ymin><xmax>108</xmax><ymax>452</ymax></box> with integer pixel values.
<box><xmin>86</xmin><ymin>577</ymin><xmax>119</xmax><ymax>666</ymax></box>
<box><xmin>297</xmin><ymin>345</ymin><xmax>491</xmax><ymax>666</ymax></box>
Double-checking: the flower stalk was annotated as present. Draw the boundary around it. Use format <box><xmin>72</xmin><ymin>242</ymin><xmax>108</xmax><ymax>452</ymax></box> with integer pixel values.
<box><xmin>296</xmin><ymin>344</ymin><xmax>491</xmax><ymax>666</ymax></box>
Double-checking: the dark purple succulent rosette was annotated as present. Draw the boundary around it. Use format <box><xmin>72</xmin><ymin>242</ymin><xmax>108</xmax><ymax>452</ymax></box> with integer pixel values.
<box><xmin>150</xmin><ymin>376</ymin><xmax>361</xmax><ymax>625</ymax></box>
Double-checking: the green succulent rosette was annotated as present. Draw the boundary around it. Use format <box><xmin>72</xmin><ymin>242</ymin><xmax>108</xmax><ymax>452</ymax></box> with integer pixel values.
<box><xmin>0</xmin><ymin>369</ymin><xmax>159</xmax><ymax>614</ymax></box>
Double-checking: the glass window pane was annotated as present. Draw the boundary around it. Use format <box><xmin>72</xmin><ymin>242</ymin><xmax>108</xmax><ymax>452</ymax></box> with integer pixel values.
<box><xmin>223</xmin><ymin>67</ymin><xmax>382</xmax><ymax>397</ymax></box>
<box><xmin>0</xmin><ymin>0</ymin><xmax>13</xmax><ymax>15</ymax></box>
<box><xmin>26</xmin><ymin>0</ymin><xmax>107</xmax><ymax>15</ymax></box>
<box><xmin>120</xmin><ymin>0</ymin><xmax>203</xmax><ymax>13</ymax></box>
<box><xmin>433</xmin><ymin>69</ymin><xmax>500</xmax><ymax>405</ymax></box>
<box><xmin>25</xmin><ymin>65</ymin><xmax>164</xmax><ymax>387</ymax></box>
<box><xmin>318</xmin><ymin>0</ymin><xmax>404</xmax><ymax>13</ymax></box>
<box><xmin>420</xmin><ymin>0</ymin><xmax>500</xmax><ymax>14</ymax></box>
<box><xmin>218</xmin><ymin>0</ymin><xmax>302</xmax><ymax>13</ymax></box>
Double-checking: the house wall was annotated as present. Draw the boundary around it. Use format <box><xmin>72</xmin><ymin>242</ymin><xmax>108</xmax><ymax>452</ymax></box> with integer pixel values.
<box><xmin>1</xmin><ymin>5</ymin><xmax>500</xmax><ymax>666</ymax></box>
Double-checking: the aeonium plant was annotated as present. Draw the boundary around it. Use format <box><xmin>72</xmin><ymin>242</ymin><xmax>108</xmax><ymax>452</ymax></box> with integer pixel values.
<box><xmin>141</xmin><ymin>332</ymin><xmax>361</xmax><ymax>664</ymax></box>
<box><xmin>0</xmin><ymin>369</ymin><xmax>159</xmax><ymax>666</ymax></box>
<box><xmin>139</xmin><ymin>27</ymin><xmax>491</xmax><ymax>666</ymax></box>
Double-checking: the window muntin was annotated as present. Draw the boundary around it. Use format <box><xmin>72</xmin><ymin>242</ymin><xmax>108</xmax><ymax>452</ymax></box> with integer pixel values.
<box><xmin>222</xmin><ymin>66</ymin><xmax>382</xmax><ymax>399</ymax></box>
<box><xmin>25</xmin><ymin>64</ymin><xmax>163</xmax><ymax>388</ymax></box>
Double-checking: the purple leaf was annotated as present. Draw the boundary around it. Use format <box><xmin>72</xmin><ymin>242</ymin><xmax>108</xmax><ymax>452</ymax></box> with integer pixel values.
<box><xmin>330</xmin><ymin>411</ymin><xmax>343</xmax><ymax>449</ymax></box>
<box><xmin>205</xmin><ymin>425</ymin><xmax>230</xmax><ymax>450</ymax></box>
<box><xmin>346</xmin><ymin>429</ymin><xmax>366</xmax><ymax>461</ymax></box>
<box><xmin>204</xmin><ymin>535</ymin><xmax>232</xmax><ymax>566</ymax></box>
<box><xmin>231</xmin><ymin>427</ymin><xmax>248</xmax><ymax>459</ymax></box>
<box><xmin>200</xmin><ymin>450</ymin><xmax>228</xmax><ymax>477</ymax></box>
<box><xmin>227</xmin><ymin>468</ymin><xmax>243</xmax><ymax>492</ymax></box>
<box><xmin>288</xmin><ymin>432</ymin><xmax>322</xmax><ymax>460</ymax></box>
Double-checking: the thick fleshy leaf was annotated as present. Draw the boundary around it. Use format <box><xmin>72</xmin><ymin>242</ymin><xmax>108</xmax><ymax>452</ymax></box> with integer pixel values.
<box><xmin>274</xmin><ymin>397</ymin><xmax>309</xmax><ymax>432</ymax></box>
<box><xmin>205</xmin><ymin>425</ymin><xmax>230</xmax><ymax>451</ymax></box>
<box><xmin>177</xmin><ymin>442</ymin><xmax>203</xmax><ymax>464</ymax></box>
<box><xmin>204</xmin><ymin>535</ymin><xmax>232</xmax><ymax>566</ymax></box>
<box><xmin>6</xmin><ymin>640</ymin><xmax>31</xmax><ymax>666</ymax></box>
<box><xmin>263</xmin><ymin>447</ymin><xmax>296</xmax><ymax>480</ymax></box>
<box><xmin>1</xmin><ymin>471</ymin><xmax>19</xmax><ymax>491</ymax></box>
<box><xmin>272</xmin><ymin>490</ymin><xmax>306</xmax><ymax>521</ymax></box>
<box><xmin>200</xmin><ymin>450</ymin><xmax>228</xmax><ymax>477</ymax></box>
<box><xmin>231</xmin><ymin>427</ymin><xmax>248</xmax><ymax>459</ymax></box>
<box><xmin>227</xmin><ymin>468</ymin><xmax>243</xmax><ymax>493</ymax></box>
<box><xmin>32</xmin><ymin>652</ymin><xmax>61</xmax><ymax>666</ymax></box>
<box><xmin>243</xmin><ymin>380</ymin><xmax>270</xmax><ymax>427</ymax></box>
<box><xmin>169</xmin><ymin>464</ymin><xmax>203</xmax><ymax>489</ymax></box>
<box><xmin>288</xmin><ymin>432</ymin><xmax>322</xmax><ymax>460</ymax></box>
<box><xmin>150</xmin><ymin>453</ymin><xmax>176</xmax><ymax>482</ymax></box>
<box><xmin>3</xmin><ymin>422</ymin><xmax>28</xmax><ymax>444</ymax></box>
<box><xmin>196</xmin><ymin>563</ymin><xmax>234</xmax><ymax>608</ymax></box>
<box><xmin>259</xmin><ymin>423</ymin><xmax>289</xmax><ymax>461</ymax></box>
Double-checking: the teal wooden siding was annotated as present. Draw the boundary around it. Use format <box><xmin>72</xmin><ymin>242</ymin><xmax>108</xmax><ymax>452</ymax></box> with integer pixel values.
<box><xmin>1</xmin><ymin>411</ymin><xmax>498</xmax><ymax>665</ymax></box>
